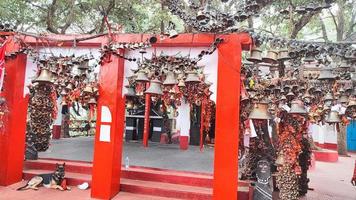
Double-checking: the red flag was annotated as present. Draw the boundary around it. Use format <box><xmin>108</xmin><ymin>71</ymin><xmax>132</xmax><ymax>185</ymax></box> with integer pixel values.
<box><xmin>0</xmin><ymin>41</ymin><xmax>7</xmax><ymax>93</ymax></box>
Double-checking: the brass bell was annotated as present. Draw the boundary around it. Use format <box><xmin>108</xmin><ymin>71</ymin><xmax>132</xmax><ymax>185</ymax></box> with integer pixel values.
<box><xmin>185</xmin><ymin>71</ymin><xmax>200</xmax><ymax>83</ymax></box>
<box><xmin>326</xmin><ymin>111</ymin><xmax>341</xmax><ymax>123</ymax></box>
<box><xmin>33</xmin><ymin>69</ymin><xmax>53</xmax><ymax>84</ymax></box>
<box><xmin>347</xmin><ymin>99</ymin><xmax>356</xmax><ymax>109</ymax></box>
<box><xmin>323</xmin><ymin>92</ymin><xmax>334</xmax><ymax>102</ymax></box>
<box><xmin>318</xmin><ymin>68</ymin><xmax>335</xmax><ymax>80</ymax></box>
<box><xmin>277</xmin><ymin>49</ymin><xmax>290</xmax><ymax>61</ymax></box>
<box><xmin>339</xmin><ymin>95</ymin><xmax>348</xmax><ymax>104</ymax></box>
<box><xmin>125</xmin><ymin>86</ymin><xmax>136</xmax><ymax>97</ymax></box>
<box><xmin>135</xmin><ymin>70</ymin><xmax>149</xmax><ymax>82</ymax></box>
<box><xmin>246</xmin><ymin>47</ymin><xmax>262</xmax><ymax>63</ymax></box>
<box><xmin>66</xmin><ymin>83</ymin><xmax>74</xmax><ymax>91</ymax></box>
<box><xmin>126</xmin><ymin>100</ymin><xmax>134</xmax><ymax>109</ymax></box>
<box><xmin>249</xmin><ymin>102</ymin><xmax>272</xmax><ymax>120</ymax></box>
<box><xmin>196</xmin><ymin>9</ymin><xmax>207</xmax><ymax>21</ymax></box>
<box><xmin>178</xmin><ymin>79</ymin><xmax>186</xmax><ymax>87</ymax></box>
<box><xmin>163</xmin><ymin>72</ymin><xmax>178</xmax><ymax>86</ymax></box>
<box><xmin>88</xmin><ymin>97</ymin><xmax>97</xmax><ymax>105</ymax></box>
<box><xmin>83</xmin><ymin>85</ymin><xmax>93</xmax><ymax>94</ymax></box>
<box><xmin>145</xmin><ymin>78</ymin><xmax>163</xmax><ymax>96</ymax></box>
<box><xmin>262</xmin><ymin>50</ymin><xmax>278</xmax><ymax>64</ymax></box>
<box><xmin>302</xmin><ymin>91</ymin><xmax>312</xmax><ymax>100</ymax></box>
<box><xmin>286</xmin><ymin>91</ymin><xmax>295</xmax><ymax>98</ymax></box>
<box><xmin>289</xmin><ymin>100</ymin><xmax>307</xmax><ymax>114</ymax></box>
<box><xmin>241</xmin><ymin>87</ymin><xmax>249</xmax><ymax>103</ymax></box>
<box><xmin>78</xmin><ymin>58</ymin><xmax>89</xmax><ymax>70</ymax></box>
<box><xmin>60</xmin><ymin>89</ymin><xmax>67</xmax><ymax>96</ymax></box>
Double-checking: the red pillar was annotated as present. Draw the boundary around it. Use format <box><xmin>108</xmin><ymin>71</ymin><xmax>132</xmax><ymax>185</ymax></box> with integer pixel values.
<box><xmin>0</xmin><ymin>52</ymin><xmax>28</xmax><ymax>186</ymax></box>
<box><xmin>213</xmin><ymin>34</ymin><xmax>245</xmax><ymax>200</ymax></box>
<box><xmin>200</xmin><ymin>101</ymin><xmax>205</xmax><ymax>151</ymax></box>
<box><xmin>91</xmin><ymin>54</ymin><xmax>125</xmax><ymax>199</ymax></box>
<box><xmin>143</xmin><ymin>93</ymin><xmax>151</xmax><ymax>147</ymax></box>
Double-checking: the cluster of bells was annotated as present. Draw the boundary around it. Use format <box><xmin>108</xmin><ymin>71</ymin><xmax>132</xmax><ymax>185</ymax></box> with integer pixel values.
<box><xmin>0</xmin><ymin>22</ymin><xmax>16</xmax><ymax>32</ymax></box>
<box><xmin>247</xmin><ymin>30</ymin><xmax>356</xmax><ymax>62</ymax></box>
<box><xmin>31</xmin><ymin>55</ymin><xmax>98</xmax><ymax>107</ymax></box>
<box><xmin>167</xmin><ymin>0</ymin><xmax>264</xmax><ymax>32</ymax></box>
<box><xmin>279</xmin><ymin>1</ymin><xmax>333</xmax><ymax>16</ymax></box>
<box><xmin>126</xmin><ymin>55</ymin><xmax>212</xmax><ymax>106</ymax></box>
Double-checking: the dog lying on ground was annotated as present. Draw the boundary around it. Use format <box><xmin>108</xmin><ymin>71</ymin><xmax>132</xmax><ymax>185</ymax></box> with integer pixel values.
<box><xmin>17</xmin><ymin>163</ymin><xmax>65</xmax><ymax>191</ymax></box>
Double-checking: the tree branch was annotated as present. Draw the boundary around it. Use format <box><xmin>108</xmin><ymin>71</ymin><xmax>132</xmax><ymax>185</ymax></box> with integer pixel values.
<box><xmin>46</xmin><ymin>0</ymin><xmax>60</xmax><ymax>34</ymax></box>
<box><xmin>319</xmin><ymin>15</ymin><xmax>329</xmax><ymax>42</ymax></box>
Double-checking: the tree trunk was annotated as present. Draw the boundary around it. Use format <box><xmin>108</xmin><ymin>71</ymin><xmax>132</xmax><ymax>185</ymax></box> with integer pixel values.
<box><xmin>337</xmin><ymin>124</ymin><xmax>348</xmax><ymax>156</ymax></box>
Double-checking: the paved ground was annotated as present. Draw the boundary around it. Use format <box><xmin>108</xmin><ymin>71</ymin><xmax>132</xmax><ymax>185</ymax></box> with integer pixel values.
<box><xmin>39</xmin><ymin>137</ymin><xmax>215</xmax><ymax>173</ymax></box>
<box><xmin>1</xmin><ymin>137</ymin><xmax>356</xmax><ymax>199</ymax></box>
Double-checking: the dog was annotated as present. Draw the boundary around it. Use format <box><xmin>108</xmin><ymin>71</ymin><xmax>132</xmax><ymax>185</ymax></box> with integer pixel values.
<box><xmin>17</xmin><ymin>163</ymin><xmax>65</xmax><ymax>191</ymax></box>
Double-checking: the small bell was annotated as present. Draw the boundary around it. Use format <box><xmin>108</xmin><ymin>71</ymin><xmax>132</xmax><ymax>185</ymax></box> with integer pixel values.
<box><xmin>247</xmin><ymin>47</ymin><xmax>262</xmax><ymax>63</ymax></box>
<box><xmin>83</xmin><ymin>85</ymin><xmax>93</xmax><ymax>94</ymax></box>
<box><xmin>135</xmin><ymin>70</ymin><xmax>149</xmax><ymax>82</ymax></box>
<box><xmin>338</xmin><ymin>95</ymin><xmax>348</xmax><ymax>104</ymax></box>
<box><xmin>326</xmin><ymin>111</ymin><xmax>341</xmax><ymax>123</ymax></box>
<box><xmin>33</xmin><ymin>69</ymin><xmax>53</xmax><ymax>84</ymax></box>
<box><xmin>178</xmin><ymin>79</ymin><xmax>186</xmax><ymax>87</ymax></box>
<box><xmin>249</xmin><ymin>101</ymin><xmax>272</xmax><ymax>120</ymax></box>
<box><xmin>88</xmin><ymin>97</ymin><xmax>97</xmax><ymax>105</ymax></box>
<box><xmin>60</xmin><ymin>89</ymin><xmax>68</xmax><ymax>96</ymax></box>
<box><xmin>66</xmin><ymin>83</ymin><xmax>74</xmax><ymax>91</ymax></box>
<box><xmin>286</xmin><ymin>91</ymin><xmax>295</xmax><ymax>98</ymax></box>
<box><xmin>289</xmin><ymin>100</ymin><xmax>307</xmax><ymax>114</ymax></box>
<box><xmin>185</xmin><ymin>71</ymin><xmax>200</xmax><ymax>83</ymax></box>
<box><xmin>163</xmin><ymin>72</ymin><xmax>178</xmax><ymax>86</ymax></box>
<box><xmin>262</xmin><ymin>50</ymin><xmax>278</xmax><ymax>64</ymax></box>
<box><xmin>78</xmin><ymin>58</ymin><xmax>89</xmax><ymax>70</ymax></box>
<box><xmin>323</xmin><ymin>92</ymin><xmax>334</xmax><ymax>102</ymax></box>
<box><xmin>145</xmin><ymin>78</ymin><xmax>163</xmax><ymax>96</ymax></box>
<box><xmin>303</xmin><ymin>55</ymin><xmax>315</xmax><ymax>63</ymax></box>
<box><xmin>125</xmin><ymin>86</ymin><xmax>136</xmax><ymax>97</ymax></box>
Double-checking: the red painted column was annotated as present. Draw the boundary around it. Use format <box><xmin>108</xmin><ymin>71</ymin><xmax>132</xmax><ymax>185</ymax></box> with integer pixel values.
<box><xmin>200</xmin><ymin>101</ymin><xmax>205</xmax><ymax>151</ymax></box>
<box><xmin>143</xmin><ymin>93</ymin><xmax>151</xmax><ymax>147</ymax></box>
<box><xmin>213</xmin><ymin>34</ymin><xmax>244</xmax><ymax>200</ymax></box>
<box><xmin>0</xmin><ymin>52</ymin><xmax>28</xmax><ymax>186</ymax></box>
<box><xmin>91</xmin><ymin>53</ymin><xmax>126</xmax><ymax>199</ymax></box>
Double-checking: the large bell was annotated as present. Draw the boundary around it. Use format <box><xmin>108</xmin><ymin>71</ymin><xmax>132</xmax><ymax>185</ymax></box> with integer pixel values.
<box><xmin>33</xmin><ymin>69</ymin><xmax>53</xmax><ymax>84</ymax></box>
<box><xmin>78</xmin><ymin>57</ymin><xmax>89</xmax><ymax>70</ymax></box>
<box><xmin>163</xmin><ymin>72</ymin><xmax>178</xmax><ymax>86</ymax></box>
<box><xmin>262</xmin><ymin>50</ymin><xmax>278</xmax><ymax>64</ymax></box>
<box><xmin>83</xmin><ymin>85</ymin><xmax>93</xmax><ymax>94</ymax></box>
<box><xmin>196</xmin><ymin>9</ymin><xmax>207</xmax><ymax>21</ymax></box>
<box><xmin>135</xmin><ymin>70</ymin><xmax>149</xmax><ymax>82</ymax></box>
<box><xmin>246</xmin><ymin>47</ymin><xmax>262</xmax><ymax>63</ymax></box>
<box><xmin>88</xmin><ymin>97</ymin><xmax>97</xmax><ymax>105</ymax></box>
<box><xmin>277</xmin><ymin>49</ymin><xmax>290</xmax><ymax>61</ymax></box>
<box><xmin>185</xmin><ymin>71</ymin><xmax>200</xmax><ymax>83</ymax></box>
<box><xmin>347</xmin><ymin>99</ymin><xmax>356</xmax><ymax>109</ymax></box>
<box><xmin>289</xmin><ymin>100</ymin><xmax>307</xmax><ymax>114</ymax></box>
<box><xmin>145</xmin><ymin>78</ymin><xmax>163</xmax><ymax>96</ymax></box>
<box><xmin>326</xmin><ymin>111</ymin><xmax>341</xmax><ymax>123</ymax></box>
<box><xmin>249</xmin><ymin>102</ymin><xmax>272</xmax><ymax>120</ymax></box>
<box><xmin>318</xmin><ymin>68</ymin><xmax>335</xmax><ymax>80</ymax></box>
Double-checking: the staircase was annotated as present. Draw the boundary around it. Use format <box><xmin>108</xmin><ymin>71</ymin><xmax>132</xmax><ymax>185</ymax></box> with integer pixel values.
<box><xmin>23</xmin><ymin>159</ymin><xmax>252</xmax><ymax>200</ymax></box>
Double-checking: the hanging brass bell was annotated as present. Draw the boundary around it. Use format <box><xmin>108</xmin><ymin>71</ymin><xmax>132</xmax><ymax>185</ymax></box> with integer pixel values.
<box><xmin>303</xmin><ymin>55</ymin><xmax>315</xmax><ymax>63</ymax></box>
<box><xmin>323</xmin><ymin>92</ymin><xmax>334</xmax><ymax>102</ymax></box>
<box><xmin>66</xmin><ymin>83</ymin><xmax>74</xmax><ymax>91</ymax></box>
<box><xmin>196</xmin><ymin>9</ymin><xmax>207</xmax><ymax>21</ymax></box>
<box><xmin>83</xmin><ymin>85</ymin><xmax>93</xmax><ymax>94</ymax></box>
<box><xmin>277</xmin><ymin>49</ymin><xmax>290</xmax><ymax>61</ymax></box>
<box><xmin>178</xmin><ymin>79</ymin><xmax>186</xmax><ymax>87</ymax></box>
<box><xmin>249</xmin><ymin>102</ymin><xmax>272</xmax><ymax>120</ymax></box>
<box><xmin>125</xmin><ymin>86</ymin><xmax>136</xmax><ymax>97</ymax></box>
<box><xmin>262</xmin><ymin>50</ymin><xmax>278</xmax><ymax>64</ymax></box>
<box><xmin>318</xmin><ymin>68</ymin><xmax>335</xmax><ymax>80</ymax></box>
<box><xmin>338</xmin><ymin>95</ymin><xmax>348</xmax><ymax>104</ymax></box>
<box><xmin>347</xmin><ymin>99</ymin><xmax>356</xmax><ymax>109</ymax></box>
<box><xmin>135</xmin><ymin>70</ymin><xmax>149</xmax><ymax>82</ymax></box>
<box><xmin>78</xmin><ymin>58</ymin><xmax>89</xmax><ymax>70</ymax></box>
<box><xmin>60</xmin><ymin>89</ymin><xmax>68</xmax><ymax>96</ymax></box>
<box><xmin>185</xmin><ymin>71</ymin><xmax>200</xmax><ymax>83</ymax></box>
<box><xmin>163</xmin><ymin>72</ymin><xmax>178</xmax><ymax>86</ymax></box>
<box><xmin>289</xmin><ymin>100</ymin><xmax>307</xmax><ymax>114</ymax></box>
<box><xmin>241</xmin><ymin>87</ymin><xmax>249</xmax><ymax>103</ymax></box>
<box><xmin>326</xmin><ymin>111</ymin><xmax>341</xmax><ymax>123</ymax></box>
<box><xmin>145</xmin><ymin>78</ymin><xmax>163</xmax><ymax>96</ymax></box>
<box><xmin>302</xmin><ymin>91</ymin><xmax>312</xmax><ymax>100</ymax></box>
<box><xmin>33</xmin><ymin>69</ymin><xmax>53</xmax><ymax>84</ymax></box>
<box><xmin>88</xmin><ymin>97</ymin><xmax>97</xmax><ymax>105</ymax></box>
<box><xmin>246</xmin><ymin>47</ymin><xmax>262</xmax><ymax>63</ymax></box>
